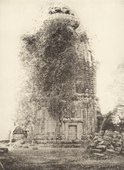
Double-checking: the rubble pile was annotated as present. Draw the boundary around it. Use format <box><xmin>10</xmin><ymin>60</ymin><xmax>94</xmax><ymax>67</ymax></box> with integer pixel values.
<box><xmin>88</xmin><ymin>130</ymin><xmax>124</xmax><ymax>157</ymax></box>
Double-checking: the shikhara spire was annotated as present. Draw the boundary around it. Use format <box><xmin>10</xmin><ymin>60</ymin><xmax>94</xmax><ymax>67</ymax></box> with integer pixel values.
<box><xmin>17</xmin><ymin>5</ymin><xmax>98</xmax><ymax>141</ymax></box>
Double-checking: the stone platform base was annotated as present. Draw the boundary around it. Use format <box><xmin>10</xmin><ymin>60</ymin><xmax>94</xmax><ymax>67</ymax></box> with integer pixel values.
<box><xmin>31</xmin><ymin>139</ymin><xmax>89</xmax><ymax>148</ymax></box>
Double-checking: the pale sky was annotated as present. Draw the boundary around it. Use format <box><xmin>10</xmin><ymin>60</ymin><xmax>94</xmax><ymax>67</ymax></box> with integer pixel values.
<box><xmin>0</xmin><ymin>0</ymin><xmax>124</xmax><ymax>139</ymax></box>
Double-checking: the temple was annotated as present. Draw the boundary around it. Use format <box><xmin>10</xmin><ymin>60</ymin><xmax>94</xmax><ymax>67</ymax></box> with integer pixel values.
<box><xmin>18</xmin><ymin>5</ymin><xmax>98</xmax><ymax>142</ymax></box>
<box><xmin>25</xmin><ymin>6</ymin><xmax>98</xmax><ymax>141</ymax></box>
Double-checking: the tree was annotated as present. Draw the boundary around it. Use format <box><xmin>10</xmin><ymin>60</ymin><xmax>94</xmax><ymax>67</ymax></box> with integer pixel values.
<box><xmin>101</xmin><ymin>112</ymin><xmax>115</xmax><ymax>132</ymax></box>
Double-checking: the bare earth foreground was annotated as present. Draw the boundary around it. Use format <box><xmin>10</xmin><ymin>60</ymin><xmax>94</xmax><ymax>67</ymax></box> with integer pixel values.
<box><xmin>1</xmin><ymin>147</ymin><xmax>124</xmax><ymax>170</ymax></box>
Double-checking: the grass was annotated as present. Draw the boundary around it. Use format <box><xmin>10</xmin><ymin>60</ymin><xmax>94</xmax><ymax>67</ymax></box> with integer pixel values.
<box><xmin>2</xmin><ymin>147</ymin><xmax>124</xmax><ymax>170</ymax></box>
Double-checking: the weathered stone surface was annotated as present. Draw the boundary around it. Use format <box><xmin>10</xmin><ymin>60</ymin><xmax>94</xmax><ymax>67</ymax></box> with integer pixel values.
<box><xmin>93</xmin><ymin>153</ymin><xmax>105</xmax><ymax>157</ymax></box>
<box><xmin>96</xmin><ymin>145</ymin><xmax>106</xmax><ymax>149</ymax></box>
<box><xmin>88</xmin><ymin>131</ymin><xmax>124</xmax><ymax>156</ymax></box>
<box><xmin>94</xmin><ymin>133</ymin><xmax>99</xmax><ymax>136</ymax></box>
<box><xmin>90</xmin><ymin>143</ymin><xmax>96</xmax><ymax>148</ymax></box>
<box><xmin>103</xmin><ymin>140</ymin><xmax>111</xmax><ymax>146</ymax></box>
<box><xmin>114</xmin><ymin>147</ymin><xmax>121</xmax><ymax>152</ymax></box>
<box><xmin>98</xmin><ymin>140</ymin><xmax>105</xmax><ymax>145</ymax></box>
<box><xmin>97</xmin><ymin>137</ymin><xmax>103</xmax><ymax>142</ymax></box>
<box><xmin>107</xmin><ymin>145</ymin><xmax>114</xmax><ymax>150</ymax></box>
<box><xmin>93</xmin><ymin>136</ymin><xmax>98</xmax><ymax>140</ymax></box>
<box><xmin>90</xmin><ymin>148</ymin><xmax>102</xmax><ymax>153</ymax></box>
<box><xmin>112</xmin><ymin>138</ymin><xmax>118</xmax><ymax>143</ymax></box>
<box><xmin>94</xmin><ymin>139</ymin><xmax>99</xmax><ymax>145</ymax></box>
<box><xmin>103</xmin><ymin>136</ymin><xmax>112</xmax><ymax>141</ymax></box>
<box><xmin>106</xmin><ymin>149</ymin><xmax>116</xmax><ymax>153</ymax></box>
<box><xmin>104</xmin><ymin>130</ymin><xmax>113</xmax><ymax>137</ymax></box>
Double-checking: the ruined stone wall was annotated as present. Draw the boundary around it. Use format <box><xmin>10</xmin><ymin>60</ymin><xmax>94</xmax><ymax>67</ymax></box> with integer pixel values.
<box><xmin>88</xmin><ymin>130</ymin><xmax>124</xmax><ymax>156</ymax></box>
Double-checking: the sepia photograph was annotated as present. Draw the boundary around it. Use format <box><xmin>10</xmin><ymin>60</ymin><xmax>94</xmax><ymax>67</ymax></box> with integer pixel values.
<box><xmin>0</xmin><ymin>0</ymin><xmax>124</xmax><ymax>169</ymax></box>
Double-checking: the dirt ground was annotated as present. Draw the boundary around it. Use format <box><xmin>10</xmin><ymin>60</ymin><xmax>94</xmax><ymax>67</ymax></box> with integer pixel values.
<box><xmin>2</xmin><ymin>147</ymin><xmax>124</xmax><ymax>170</ymax></box>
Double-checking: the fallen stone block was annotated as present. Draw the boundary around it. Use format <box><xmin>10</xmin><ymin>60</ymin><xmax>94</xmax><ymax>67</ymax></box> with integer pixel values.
<box><xmin>94</xmin><ymin>140</ymin><xmax>99</xmax><ymax>145</ymax></box>
<box><xmin>89</xmin><ymin>143</ymin><xmax>96</xmax><ymax>148</ymax></box>
<box><xmin>96</xmin><ymin>145</ymin><xmax>106</xmax><ymax>149</ymax></box>
<box><xmin>107</xmin><ymin>144</ymin><xmax>114</xmax><ymax>150</ymax></box>
<box><xmin>113</xmin><ymin>131</ymin><xmax>119</xmax><ymax>135</ymax></box>
<box><xmin>103</xmin><ymin>136</ymin><xmax>112</xmax><ymax>141</ymax></box>
<box><xmin>116</xmin><ymin>141</ymin><xmax>122</xmax><ymax>146</ymax></box>
<box><xmin>94</xmin><ymin>133</ymin><xmax>99</xmax><ymax>136</ymax></box>
<box><xmin>93</xmin><ymin>153</ymin><xmax>105</xmax><ymax>157</ymax></box>
<box><xmin>114</xmin><ymin>147</ymin><xmax>122</xmax><ymax>152</ymax></box>
<box><xmin>103</xmin><ymin>140</ymin><xmax>111</xmax><ymax>146</ymax></box>
<box><xmin>98</xmin><ymin>140</ymin><xmax>105</xmax><ymax>145</ymax></box>
<box><xmin>106</xmin><ymin>149</ymin><xmax>116</xmax><ymax>153</ymax></box>
<box><xmin>93</xmin><ymin>136</ymin><xmax>98</xmax><ymax>141</ymax></box>
<box><xmin>97</xmin><ymin>138</ymin><xmax>103</xmax><ymax>142</ymax></box>
<box><xmin>111</xmin><ymin>140</ymin><xmax>117</xmax><ymax>146</ymax></box>
<box><xmin>104</xmin><ymin>130</ymin><xmax>113</xmax><ymax>137</ymax></box>
<box><xmin>90</xmin><ymin>148</ymin><xmax>103</xmax><ymax>153</ymax></box>
<box><xmin>113</xmin><ymin>131</ymin><xmax>120</xmax><ymax>138</ymax></box>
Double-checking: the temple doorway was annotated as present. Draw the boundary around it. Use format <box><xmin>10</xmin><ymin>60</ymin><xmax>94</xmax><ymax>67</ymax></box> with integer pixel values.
<box><xmin>68</xmin><ymin>125</ymin><xmax>77</xmax><ymax>140</ymax></box>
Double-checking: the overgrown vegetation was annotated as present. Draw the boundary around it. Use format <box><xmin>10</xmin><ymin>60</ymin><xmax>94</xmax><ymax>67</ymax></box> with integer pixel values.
<box><xmin>17</xmin><ymin>12</ymin><xmax>89</xmax><ymax>132</ymax></box>
<box><xmin>101</xmin><ymin>111</ymin><xmax>124</xmax><ymax>133</ymax></box>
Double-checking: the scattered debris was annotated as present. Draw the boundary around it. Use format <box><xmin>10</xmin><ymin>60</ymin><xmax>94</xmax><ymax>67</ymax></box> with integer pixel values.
<box><xmin>88</xmin><ymin>130</ymin><xmax>124</xmax><ymax>157</ymax></box>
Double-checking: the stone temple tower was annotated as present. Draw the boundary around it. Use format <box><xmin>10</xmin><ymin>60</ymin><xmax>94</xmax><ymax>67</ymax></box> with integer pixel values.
<box><xmin>20</xmin><ymin>5</ymin><xmax>97</xmax><ymax>141</ymax></box>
